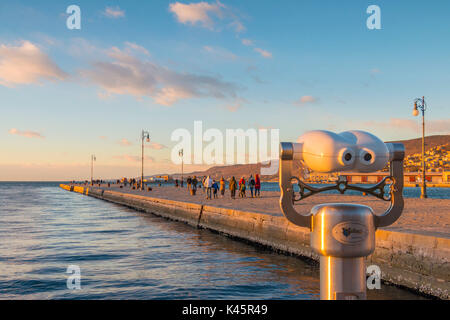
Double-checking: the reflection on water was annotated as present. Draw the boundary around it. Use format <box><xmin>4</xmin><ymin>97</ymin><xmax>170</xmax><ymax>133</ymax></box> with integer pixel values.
<box><xmin>0</xmin><ymin>182</ymin><xmax>425</xmax><ymax>300</ymax></box>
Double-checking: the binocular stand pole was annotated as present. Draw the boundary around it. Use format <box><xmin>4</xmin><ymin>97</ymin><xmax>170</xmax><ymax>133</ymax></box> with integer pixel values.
<box><xmin>279</xmin><ymin>140</ymin><xmax>405</xmax><ymax>300</ymax></box>
<box><xmin>310</xmin><ymin>203</ymin><xmax>376</xmax><ymax>300</ymax></box>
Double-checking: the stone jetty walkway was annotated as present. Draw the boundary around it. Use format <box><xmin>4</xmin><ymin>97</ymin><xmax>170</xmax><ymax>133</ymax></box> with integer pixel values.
<box><xmin>88</xmin><ymin>184</ymin><xmax>450</xmax><ymax>238</ymax></box>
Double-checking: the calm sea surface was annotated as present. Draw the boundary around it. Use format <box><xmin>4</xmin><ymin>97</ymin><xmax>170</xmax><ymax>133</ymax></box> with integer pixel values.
<box><xmin>0</xmin><ymin>182</ymin><xmax>426</xmax><ymax>299</ymax></box>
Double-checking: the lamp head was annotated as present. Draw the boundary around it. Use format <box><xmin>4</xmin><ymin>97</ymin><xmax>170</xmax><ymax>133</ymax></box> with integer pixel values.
<box><xmin>412</xmin><ymin>103</ymin><xmax>419</xmax><ymax>116</ymax></box>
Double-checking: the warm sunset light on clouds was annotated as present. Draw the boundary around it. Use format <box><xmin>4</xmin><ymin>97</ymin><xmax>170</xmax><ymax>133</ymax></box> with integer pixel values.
<box><xmin>9</xmin><ymin>128</ymin><xmax>44</xmax><ymax>139</ymax></box>
<box><xmin>169</xmin><ymin>1</ymin><xmax>224</xmax><ymax>29</ymax></box>
<box><xmin>362</xmin><ymin>118</ymin><xmax>450</xmax><ymax>135</ymax></box>
<box><xmin>113</xmin><ymin>155</ymin><xmax>155</xmax><ymax>163</ymax></box>
<box><xmin>103</xmin><ymin>6</ymin><xmax>125</xmax><ymax>18</ymax></box>
<box><xmin>80</xmin><ymin>44</ymin><xmax>238</xmax><ymax>106</ymax></box>
<box><xmin>253</xmin><ymin>48</ymin><xmax>272</xmax><ymax>59</ymax></box>
<box><xmin>146</xmin><ymin>142</ymin><xmax>167</xmax><ymax>150</ymax></box>
<box><xmin>294</xmin><ymin>96</ymin><xmax>318</xmax><ymax>106</ymax></box>
<box><xmin>1</xmin><ymin>1</ymin><xmax>449</xmax><ymax>181</ymax></box>
<box><xmin>118</xmin><ymin>138</ymin><xmax>133</xmax><ymax>147</ymax></box>
<box><xmin>0</xmin><ymin>41</ymin><xmax>66</xmax><ymax>86</ymax></box>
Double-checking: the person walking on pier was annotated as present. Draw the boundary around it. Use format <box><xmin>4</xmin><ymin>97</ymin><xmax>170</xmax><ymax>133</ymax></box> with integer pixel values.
<box><xmin>186</xmin><ymin>176</ymin><xmax>192</xmax><ymax>192</ymax></box>
<box><xmin>212</xmin><ymin>180</ymin><xmax>219</xmax><ymax>199</ymax></box>
<box><xmin>229</xmin><ymin>176</ymin><xmax>237</xmax><ymax>199</ymax></box>
<box><xmin>202</xmin><ymin>176</ymin><xmax>206</xmax><ymax>194</ymax></box>
<box><xmin>239</xmin><ymin>177</ymin><xmax>246</xmax><ymax>198</ymax></box>
<box><xmin>249</xmin><ymin>175</ymin><xmax>255</xmax><ymax>198</ymax></box>
<box><xmin>191</xmin><ymin>176</ymin><xmax>198</xmax><ymax>195</ymax></box>
<box><xmin>205</xmin><ymin>176</ymin><xmax>213</xmax><ymax>199</ymax></box>
<box><xmin>255</xmin><ymin>174</ymin><xmax>261</xmax><ymax>197</ymax></box>
<box><xmin>220</xmin><ymin>177</ymin><xmax>225</xmax><ymax>197</ymax></box>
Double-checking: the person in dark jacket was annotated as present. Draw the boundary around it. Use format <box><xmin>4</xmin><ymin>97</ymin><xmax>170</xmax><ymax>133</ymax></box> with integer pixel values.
<box><xmin>212</xmin><ymin>180</ymin><xmax>219</xmax><ymax>198</ymax></box>
<box><xmin>191</xmin><ymin>176</ymin><xmax>198</xmax><ymax>195</ymax></box>
<box><xmin>248</xmin><ymin>175</ymin><xmax>255</xmax><ymax>198</ymax></box>
<box><xmin>187</xmin><ymin>176</ymin><xmax>192</xmax><ymax>191</ymax></box>
<box><xmin>239</xmin><ymin>177</ymin><xmax>246</xmax><ymax>198</ymax></box>
<box><xmin>229</xmin><ymin>176</ymin><xmax>237</xmax><ymax>199</ymax></box>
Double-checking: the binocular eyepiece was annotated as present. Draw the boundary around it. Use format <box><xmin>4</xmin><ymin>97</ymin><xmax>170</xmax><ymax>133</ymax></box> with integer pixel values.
<box><xmin>282</xmin><ymin>130</ymin><xmax>404</xmax><ymax>174</ymax></box>
<box><xmin>279</xmin><ymin>130</ymin><xmax>405</xmax><ymax>229</ymax></box>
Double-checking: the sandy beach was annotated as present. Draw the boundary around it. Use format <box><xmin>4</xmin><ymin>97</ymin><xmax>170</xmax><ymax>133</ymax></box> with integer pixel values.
<box><xmin>92</xmin><ymin>184</ymin><xmax>450</xmax><ymax>238</ymax></box>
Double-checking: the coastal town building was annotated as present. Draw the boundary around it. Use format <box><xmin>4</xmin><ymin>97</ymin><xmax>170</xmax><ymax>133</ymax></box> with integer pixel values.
<box><xmin>404</xmin><ymin>144</ymin><xmax>449</xmax><ymax>172</ymax></box>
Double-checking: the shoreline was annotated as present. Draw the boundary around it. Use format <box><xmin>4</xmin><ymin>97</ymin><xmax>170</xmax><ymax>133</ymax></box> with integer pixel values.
<box><xmin>60</xmin><ymin>184</ymin><xmax>450</xmax><ymax>299</ymax></box>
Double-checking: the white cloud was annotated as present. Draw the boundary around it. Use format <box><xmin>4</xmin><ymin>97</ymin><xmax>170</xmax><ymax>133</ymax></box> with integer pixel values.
<box><xmin>254</xmin><ymin>48</ymin><xmax>272</xmax><ymax>59</ymax></box>
<box><xmin>9</xmin><ymin>128</ymin><xmax>44</xmax><ymax>139</ymax></box>
<box><xmin>229</xmin><ymin>20</ymin><xmax>245</xmax><ymax>33</ymax></box>
<box><xmin>113</xmin><ymin>155</ymin><xmax>154</xmax><ymax>163</ymax></box>
<box><xmin>118</xmin><ymin>138</ymin><xmax>133</xmax><ymax>146</ymax></box>
<box><xmin>363</xmin><ymin>118</ymin><xmax>450</xmax><ymax>134</ymax></box>
<box><xmin>169</xmin><ymin>1</ymin><xmax>244</xmax><ymax>32</ymax></box>
<box><xmin>0</xmin><ymin>41</ymin><xmax>66</xmax><ymax>86</ymax></box>
<box><xmin>81</xmin><ymin>45</ymin><xmax>239</xmax><ymax>106</ymax></box>
<box><xmin>203</xmin><ymin>45</ymin><xmax>237</xmax><ymax>60</ymax></box>
<box><xmin>223</xmin><ymin>98</ymin><xmax>246</xmax><ymax>112</ymax></box>
<box><xmin>153</xmin><ymin>87</ymin><xmax>193</xmax><ymax>106</ymax></box>
<box><xmin>169</xmin><ymin>1</ymin><xmax>224</xmax><ymax>29</ymax></box>
<box><xmin>241</xmin><ymin>39</ymin><xmax>253</xmax><ymax>46</ymax></box>
<box><xmin>370</xmin><ymin>68</ymin><xmax>381</xmax><ymax>74</ymax></box>
<box><xmin>103</xmin><ymin>6</ymin><xmax>125</xmax><ymax>18</ymax></box>
<box><xmin>124</xmin><ymin>42</ymin><xmax>150</xmax><ymax>56</ymax></box>
<box><xmin>225</xmin><ymin>102</ymin><xmax>242</xmax><ymax>112</ymax></box>
<box><xmin>146</xmin><ymin>142</ymin><xmax>167</xmax><ymax>150</ymax></box>
<box><xmin>294</xmin><ymin>96</ymin><xmax>318</xmax><ymax>106</ymax></box>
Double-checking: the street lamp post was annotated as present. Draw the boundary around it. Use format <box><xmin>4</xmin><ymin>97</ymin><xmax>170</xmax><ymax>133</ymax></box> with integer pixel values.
<box><xmin>179</xmin><ymin>149</ymin><xmax>184</xmax><ymax>187</ymax></box>
<box><xmin>91</xmin><ymin>155</ymin><xmax>96</xmax><ymax>185</ymax></box>
<box><xmin>412</xmin><ymin>96</ymin><xmax>428</xmax><ymax>199</ymax></box>
<box><xmin>141</xmin><ymin>130</ymin><xmax>150</xmax><ymax>190</ymax></box>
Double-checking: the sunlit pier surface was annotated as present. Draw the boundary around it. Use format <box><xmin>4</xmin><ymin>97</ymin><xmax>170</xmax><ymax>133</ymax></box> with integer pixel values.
<box><xmin>91</xmin><ymin>183</ymin><xmax>449</xmax><ymax>238</ymax></box>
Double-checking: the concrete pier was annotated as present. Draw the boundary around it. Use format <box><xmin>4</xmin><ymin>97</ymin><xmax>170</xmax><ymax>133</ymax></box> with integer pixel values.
<box><xmin>60</xmin><ymin>184</ymin><xmax>449</xmax><ymax>299</ymax></box>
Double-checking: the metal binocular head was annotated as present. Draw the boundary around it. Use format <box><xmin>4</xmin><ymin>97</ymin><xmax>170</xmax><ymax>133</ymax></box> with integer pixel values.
<box><xmin>279</xmin><ymin>130</ymin><xmax>405</xmax><ymax>229</ymax></box>
<box><xmin>287</xmin><ymin>130</ymin><xmax>399</xmax><ymax>173</ymax></box>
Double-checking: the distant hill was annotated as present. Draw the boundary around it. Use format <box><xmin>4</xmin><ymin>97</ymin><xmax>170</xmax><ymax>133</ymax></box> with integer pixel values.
<box><xmin>168</xmin><ymin>135</ymin><xmax>449</xmax><ymax>181</ymax></box>
<box><xmin>174</xmin><ymin>163</ymin><xmax>282</xmax><ymax>181</ymax></box>
<box><xmin>387</xmin><ymin>135</ymin><xmax>449</xmax><ymax>156</ymax></box>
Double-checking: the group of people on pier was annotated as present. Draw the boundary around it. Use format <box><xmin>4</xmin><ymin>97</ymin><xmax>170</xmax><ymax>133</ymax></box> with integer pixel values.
<box><xmin>180</xmin><ymin>174</ymin><xmax>262</xmax><ymax>200</ymax></box>
<box><xmin>72</xmin><ymin>174</ymin><xmax>263</xmax><ymax>200</ymax></box>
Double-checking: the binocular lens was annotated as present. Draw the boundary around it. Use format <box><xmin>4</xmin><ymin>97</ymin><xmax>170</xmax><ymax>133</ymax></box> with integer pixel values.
<box><xmin>364</xmin><ymin>153</ymin><xmax>372</xmax><ymax>161</ymax></box>
<box><xmin>344</xmin><ymin>153</ymin><xmax>352</xmax><ymax>161</ymax></box>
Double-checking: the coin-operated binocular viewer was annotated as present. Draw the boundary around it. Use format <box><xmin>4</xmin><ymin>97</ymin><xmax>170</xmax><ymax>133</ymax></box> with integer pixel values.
<box><xmin>279</xmin><ymin>130</ymin><xmax>405</xmax><ymax>300</ymax></box>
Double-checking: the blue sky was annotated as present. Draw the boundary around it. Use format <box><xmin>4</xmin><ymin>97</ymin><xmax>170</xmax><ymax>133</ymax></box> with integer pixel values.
<box><xmin>1</xmin><ymin>0</ymin><xmax>449</xmax><ymax>180</ymax></box>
